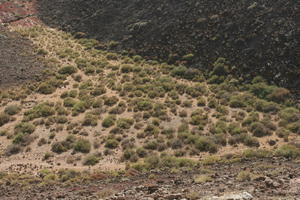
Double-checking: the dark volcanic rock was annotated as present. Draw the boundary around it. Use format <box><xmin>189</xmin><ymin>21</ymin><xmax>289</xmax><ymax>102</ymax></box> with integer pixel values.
<box><xmin>37</xmin><ymin>0</ymin><xmax>300</xmax><ymax>88</ymax></box>
<box><xmin>0</xmin><ymin>25</ymin><xmax>44</xmax><ymax>87</ymax></box>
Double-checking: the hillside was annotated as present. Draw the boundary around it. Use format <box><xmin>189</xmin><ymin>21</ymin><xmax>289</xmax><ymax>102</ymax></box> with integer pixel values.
<box><xmin>38</xmin><ymin>0</ymin><xmax>300</xmax><ymax>88</ymax></box>
<box><xmin>1</xmin><ymin>0</ymin><xmax>300</xmax><ymax>199</ymax></box>
<box><xmin>0</xmin><ymin>25</ymin><xmax>299</xmax><ymax>197</ymax></box>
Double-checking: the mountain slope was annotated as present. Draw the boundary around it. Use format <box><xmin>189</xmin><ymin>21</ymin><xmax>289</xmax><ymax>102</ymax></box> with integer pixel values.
<box><xmin>0</xmin><ymin>26</ymin><xmax>299</xmax><ymax>175</ymax></box>
<box><xmin>38</xmin><ymin>0</ymin><xmax>300</xmax><ymax>88</ymax></box>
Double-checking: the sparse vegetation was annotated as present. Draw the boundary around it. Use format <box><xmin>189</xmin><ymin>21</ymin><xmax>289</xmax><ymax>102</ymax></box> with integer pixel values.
<box><xmin>0</xmin><ymin>113</ymin><xmax>10</xmax><ymax>127</ymax></box>
<box><xmin>74</xmin><ymin>138</ymin><xmax>91</xmax><ymax>153</ymax></box>
<box><xmin>4</xmin><ymin>105</ymin><xmax>21</xmax><ymax>115</ymax></box>
<box><xmin>102</xmin><ymin>115</ymin><xmax>116</xmax><ymax>128</ymax></box>
<box><xmin>58</xmin><ymin>65</ymin><xmax>77</xmax><ymax>75</ymax></box>
<box><xmin>1</xmin><ymin>25</ymin><xmax>298</xmax><ymax>181</ymax></box>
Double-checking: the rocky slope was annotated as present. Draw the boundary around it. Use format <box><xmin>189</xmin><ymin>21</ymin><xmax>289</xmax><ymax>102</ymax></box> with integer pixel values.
<box><xmin>0</xmin><ymin>158</ymin><xmax>300</xmax><ymax>199</ymax></box>
<box><xmin>0</xmin><ymin>26</ymin><xmax>44</xmax><ymax>87</ymax></box>
<box><xmin>38</xmin><ymin>0</ymin><xmax>300</xmax><ymax>88</ymax></box>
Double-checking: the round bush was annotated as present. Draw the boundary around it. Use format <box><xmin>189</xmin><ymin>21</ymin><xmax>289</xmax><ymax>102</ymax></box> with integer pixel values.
<box><xmin>0</xmin><ymin>113</ymin><xmax>10</xmax><ymax>127</ymax></box>
<box><xmin>74</xmin><ymin>139</ymin><xmax>91</xmax><ymax>153</ymax></box>
<box><xmin>4</xmin><ymin>105</ymin><xmax>21</xmax><ymax>115</ymax></box>
<box><xmin>58</xmin><ymin>65</ymin><xmax>77</xmax><ymax>75</ymax></box>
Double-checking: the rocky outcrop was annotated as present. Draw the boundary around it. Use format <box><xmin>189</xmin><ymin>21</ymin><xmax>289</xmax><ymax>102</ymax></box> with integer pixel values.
<box><xmin>38</xmin><ymin>0</ymin><xmax>300</xmax><ymax>88</ymax></box>
<box><xmin>0</xmin><ymin>26</ymin><xmax>43</xmax><ymax>87</ymax></box>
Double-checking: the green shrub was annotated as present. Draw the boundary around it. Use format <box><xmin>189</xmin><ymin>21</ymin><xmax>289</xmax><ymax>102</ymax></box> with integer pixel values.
<box><xmin>242</xmin><ymin>149</ymin><xmax>271</xmax><ymax>158</ymax></box>
<box><xmin>207</xmin><ymin>98</ymin><xmax>218</xmax><ymax>108</ymax></box>
<box><xmin>228</xmin><ymin>123</ymin><xmax>245</xmax><ymax>135</ymax></box>
<box><xmin>60</xmin><ymin>91</ymin><xmax>69</xmax><ymax>98</ymax></box>
<box><xmin>261</xmin><ymin>119</ymin><xmax>277</xmax><ymax>131</ymax></box>
<box><xmin>186</xmin><ymin>87</ymin><xmax>201</xmax><ymax>98</ymax></box>
<box><xmin>229</xmin><ymin>96</ymin><xmax>246</xmax><ymax>108</ymax></box>
<box><xmin>268</xmin><ymin>88</ymin><xmax>290</xmax><ymax>103</ymax></box>
<box><xmin>78</xmin><ymin>38</ymin><xmax>99</xmax><ymax>49</ymax></box>
<box><xmin>116</xmin><ymin>118</ymin><xmax>134</xmax><ymax>129</ymax></box>
<box><xmin>249</xmin><ymin>122</ymin><xmax>271</xmax><ymax>137</ymax></box>
<box><xmin>55</xmin><ymin>115</ymin><xmax>68</xmax><ymax>124</ymax></box>
<box><xmin>279</xmin><ymin>107</ymin><xmax>300</xmax><ymax>123</ymax></box>
<box><xmin>24</xmin><ymin>103</ymin><xmax>55</xmax><ymax>120</ymax></box>
<box><xmin>178</xmin><ymin>122</ymin><xmax>189</xmax><ymax>133</ymax></box>
<box><xmin>79</xmin><ymin>80</ymin><xmax>93</xmax><ymax>90</ymax></box>
<box><xmin>58</xmin><ymin>65</ymin><xmax>77</xmax><ymax>75</ymax></box>
<box><xmin>74</xmin><ymin>138</ymin><xmax>91</xmax><ymax>153</ymax></box>
<box><xmin>84</xmin><ymin>66</ymin><xmax>96</xmax><ymax>75</ymax></box>
<box><xmin>237</xmin><ymin>171</ymin><xmax>253</xmax><ymax>182</ymax></box>
<box><xmin>136</xmin><ymin>99</ymin><xmax>153</xmax><ymax>111</ymax></box>
<box><xmin>82</xmin><ymin>114</ymin><xmax>98</xmax><ymax>126</ymax></box>
<box><xmin>144</xmin><ymin>140</ymin><xmax>158</xmax><ymax>150</ymax></box>
<box><xmin>136</xmin><ymin>147</ymin><xmax>147</xmax><ymax>158</ymax></box>
<box><xmin>38</xmin><ymin>138</ymin><xmax>47</xmax><ymax>146</ymax></box>
<box><xmin>287</xmin><ymin>121</ymin><xmax>300</xmax><ymax>134</ymax></box>
<box><xmin>213</xmin><ymin>134</ymin><xmax>227</xmax><ymax>146</ymax></box>
<box><xmin>171</xmin><ymin>66</ymin><xmax>201</xmax><ymax>80</ymax></box>
<box><xmin>12</xmin><ymin>133</ymin><xmax>34</xmax><ymax>146</ymax></box>
<box><xmin>0</xmin><ymin>113</ymin><xmax>10</xmax><ymax>127</ymax></box>
<box><xmin>92</xmin><ymin>98</ymin><xmax>103</xmax><ymax>108</ymax></box>
<box><xmin>197</xmin><ymin>97</ymin><xmax>206</xmax><ymax>106</ymax></box>
<box><xmin>14</xmin><ymin>122</ymin><xmax>35</xmax><ymax>134</ymax></box>
<box><xmin>51</xmin><ymin>136</ymin><xmax>76</xmax><ymax>154</ymax></box>
<box><xmin>123</xmin><ymin>149</ymin><xmax>137</xmax><ymax>161</ymax></box>
<box><xmin>144</xmin><ymin>124</ymin><xmax>159</xmax><ymax>136</ymax></box>
<box><xmin>69</xmin><ymin>90</ymin><xmax>78</xmax><ymax>98</ymax></box>
<box><xmin>102</xmin><ymin>115</ymin><xmax>116</xmax><ymax>128</ymax></box>
<box><xmin>106</xmin><ymin>53</ymin><xmax>118</xmax><ymax>60</ymax></box>
<box><xmin>276</xmin><ymin>145</ymin><xmax>300</xmax><ymax>159</ymax></box>
<box><xmin>56</xmin><ymin>105</ymin><xmax>69</xmax><ymax>115</ymax></box>
<box><xmin>0</xmin><ymin>130</ymin><xmax>7</xmax><ymax>136</ymax></box>
<box><xmin>249</xmin><ymin>82</ymin><xmax>276</xmax><ymax>99</ymax></box>
<box><xmin>104</xmin><ymin>96</ymin><xmax>119</xmax><ymax>106</ymax></box>
<box><xmin>63</xmin><ymin>97</ymin><xmax>77</xmax><ymax>107</ymax></box>
<box><xmin>5</xmin><ymin>144</ymin><xmax>22</xmax><ymax>156</ymax></box>
<box><xmin>120</xmin><ymin>64</ymin><xmax>133</xmax><ymax>73</ymax></box>
<box><xmin>210</xmin><ymin>57</ymin><xmax>229</xmax><ymax>76</ymax></box>
<box><xmin>51</xmin><ymin>142</ymin><xmax>68</xmax><ymax>154</ymax></box>
<box><xmin>105</xmin><ymin>139</ymin><xmax>119</xmax><ymax>149</ymax></box>
<box><xmin>159</xmin><ymin>155</ymin><xmax>197</xmax><ymax>169</ymax></box>
<box><xmin>4</xmin><ymin>105</ymin><xmax>21</xmax><ymax>115</ymax></box>
<box><xmin>255</xmin><ymin>100</ymin><xmax>279</xmax><ymax>113</ymax></box>
<box><xmin>242</xmin><ymin>112</ymin><xmax>259</xmax><ymax>127</ymax></box>
<box><xmin>72</xmin><ymin>101</ymin><xmax>87</xmax><ymax>115</ymax></box>
<box><xmin>194</xmin><ymin>174</ymin><xmax>213</xmax><ymax>183</ymax></box>
<box><xmin>91</xmin><ymin>87</ymin><xmax>106</xmax><ymax>96</ymax></box>
<box><xmin>182</xmin><ymin>53</ymin><xmax>194</xmax><ymax>62</ymax></box>
<box><xmin>132</xmin><ymin>55</ymin><xmax>143</xmax><ymax>62</ymax></box>
<box><xmin>276</xmin><ymin>128</ymin><xmax>290</xmax><ymax>138</ymax></box>
<box><xmin>241</xmin><ymin>134</ymin><xmax>260</xmax><ymax>147</ymax></box>
<box><xmin>57</xmin><ymin>169</ymin><xmax>80</xmax><ymax>182</ymax></box>
<box><xmin>83</xmin><ymin>154</ymin><xmax>100</xmax><ymax>166</ymax></box>
<box><xmin>37</xmin><ymin>82</ymin><xmax>56</xmax><ymax>94</ymax></box>
<box><xmin>207</xmin><ymin>75</ymin><xmax>225</xmax><ymax>84</ymax></box>
<box><xmin>195</xmin><ymin>137</ymin><xmax>218</xmax><ymax>153</ymax></box>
